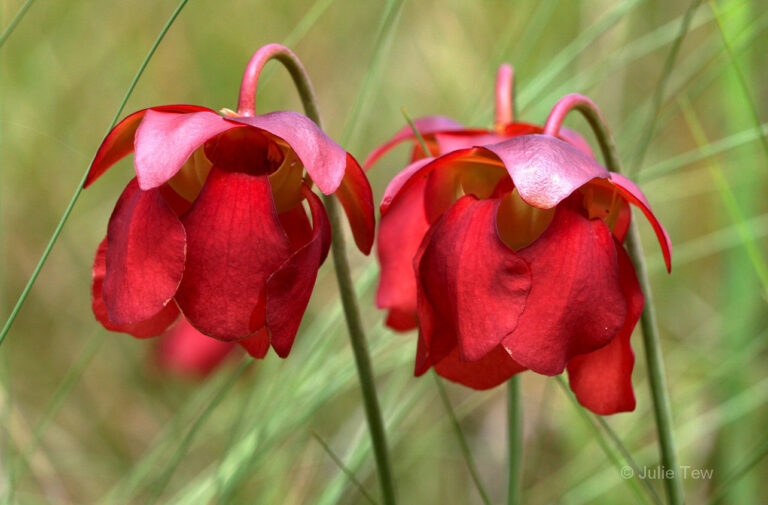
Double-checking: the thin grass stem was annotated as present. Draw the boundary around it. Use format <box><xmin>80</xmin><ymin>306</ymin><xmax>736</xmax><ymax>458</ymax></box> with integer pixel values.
<box><xmin>544</xmin><ymin>95</ymin><xmax>684</xmax><ymax>505</ymax></box>
<box><xmin>0</xmin><ymin>0</ymin><xmax>190</xmax><ymax>347</ymax></box>
<box><xmin>242</xmin><ymin>44</ymin><xmax>397</xmax><ymax>505</ymax></box>
<box><xmin>309</xmin><ymin>428</ymin><xmax>381</xmax><ymax>505</ymax></box>
<box><xmin>432</xmin><ymin>373</ymin><xmax>493</xmax><ymax>505</ymax></box>
<box><xmin>0</xmin><ymin>0</ymin><xmax>37</xmax><ymax>48</ymax></box>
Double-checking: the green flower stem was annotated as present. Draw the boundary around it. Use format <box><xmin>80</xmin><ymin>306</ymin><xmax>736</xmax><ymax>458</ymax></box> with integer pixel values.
<box><xmin>242</xmin><ymin>44</ymin><xmax>396</xmax><ymax>505</ymax></box>
<box><xmin>497</xmin><ymin>64</ymin><xmax>524</xmax><ymax>505</ymax></box>
<box><xmin>544</xmin><ymin>94</ymin><xmax>683</xmax><ymax>505</ymax></box>
<box><xmin>506</xmin><ymin>376</ymin><xmax>523</xmax><ymax>505</ymax></box>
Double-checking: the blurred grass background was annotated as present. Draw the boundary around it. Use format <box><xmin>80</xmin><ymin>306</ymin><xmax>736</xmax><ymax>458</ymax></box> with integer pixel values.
<box><xmin>0</xmin><ymin>0</ymin><xmax>766</xmax><ymax>503</ymax></box>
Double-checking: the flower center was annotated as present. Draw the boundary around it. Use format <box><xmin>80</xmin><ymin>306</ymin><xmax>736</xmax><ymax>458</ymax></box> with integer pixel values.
<box><xmin>204</xmin><ymin>127</ymin><xmax>284</xmax><ymax>176</ymax></box>
<box><xmin>496</xmin><ymin>189</ymin><xmax>555</xmax><ymax>250</ymax></box>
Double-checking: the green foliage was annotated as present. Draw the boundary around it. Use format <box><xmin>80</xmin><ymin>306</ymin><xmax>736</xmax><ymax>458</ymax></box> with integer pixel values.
<box><xmin>0</xmin><ymin>0</ymin><xmax>766</xmax><ymax>503</ymax></box>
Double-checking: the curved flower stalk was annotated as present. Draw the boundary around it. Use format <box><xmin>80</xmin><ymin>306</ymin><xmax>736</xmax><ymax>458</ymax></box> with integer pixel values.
<box><xmin>87</xmin><ymin>47</ymin><xmax>375</xmax><ymax>361</ymax></box>
<box><xmin>368</xmin><ymin>65</ymin><xmax>671</xmax><ymax>416</ymax></box>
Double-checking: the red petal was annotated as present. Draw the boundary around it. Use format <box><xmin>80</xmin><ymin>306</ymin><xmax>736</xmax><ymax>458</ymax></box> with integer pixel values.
<box><xmin>413</xmin><ymin>224</ymin><xmax>454</xmax><ymax>375</ymax></box>
<box><xmin>159</xmin><ymin>184</ymin><xmax>193</xmax><ymax>216</ymax></box>
<box><xmin>385</xmin><ymin>309</ymin><xmax>418</xmax><ymax>331</ymax></box>
<box><xmin>608</xmin><ymin>172</ymin><xmax>672</xmax><ymax>272</ymax></box>
<box><xmin>434</xmin><ymin>131</ymin><xmax>504</xmax><ymax>154</ymax></box>
<box><xmin>156</xmin><ymin>318</ymin><xmax>238</xmax><ymax>377</ymax></box>
<box><xmin>376</xmin><ymin>175</ymin><xmax>429</xmax><ymax>330</ymax></box>
<box><xmin>435</xmin><ymin>346</ymin><xmax>526</xmax><ymax>390</ymax></box>
<box><xmin>266</xmin><ymin>185</ymin><xmax>331</xmax><ymax>357</ymax></box>
<box><xmin>229</xmin><ymin>111</ymin><xmax>348</xmax><ymax>195</ymax></box>
<box><xmin>92</xmin><ymin>238</ymin><xmax>179</xmax><ymax>338</ymax></box>
<box><xmin>239</xmin><ymin>328</ymin><xmax>270</xmax><ymax>358</ymax></box>
<box><xmin>175</xmin><ymin>168</ymin><xmax>292</xmax><ymax>340</ymax></box>
<box><xmin>380</xmin><ymin>157</ymin><xmax>438</xmax><ymax>215</ymax></box>
<box><xmin>278</xmin><ymin>203</ymin><xmax>313</xmax><ymax>251</ymax></box>
<box><xmin>567</xmin><ymin>241</ymin><xmax>643</xmax><ymax>414</ymax></box>
<box><xmin>502</xmin><ymin>204</ymin><xmax>626</xmax><ymax>375</ymax></box>
<box><xmin>418</xmin><ymin>196</ymin><xmax>531</xmax><ymax>362</ymax></box>
<box><xmin>103</xmin><ymin>179</ymin><xmax>186</xmax><ymax>325</ymax></box>
<box><xmin>134</xmin><ymin>110</ymin><xmax>242</xmax><ymax>189</ymax></box>
<box><xmin>482</xmin><ymin>135</ymin><xmax>610</xmax><ymax>209</ymax></box>
<box><xmin>85</xmin><ymin>105</ymin><xmax>213</xmax><ymax>188</ymax></box>
<box><xmin>335</xmin><ymin>154</ymin><xmax>375</xmax><ymax>254</ymax></box>
<box><xmin>363</xmin><ymin>116</ymin><xmax>468</xmax><ymax>169</ymax></box>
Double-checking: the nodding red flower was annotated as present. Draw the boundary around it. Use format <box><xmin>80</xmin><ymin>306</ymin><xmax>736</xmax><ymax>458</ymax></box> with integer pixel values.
<box><xmin>88</xmin><ymin>44</ymin><xmax>374</xmax><ymax>359</ymax></box>
<box><xmin>155</xmin><ymin>319</ymin><xmax>239</xmax><ymax>378</ymax></box>
<box><xmin>367</xmin><ymin>65</ymin><xmax>596</xmax><ymax>332</ymax></box>
<box><xmin>369</xmin><ymin>66</ymin><xmax>671</xmax><ymax>415</ymax></box>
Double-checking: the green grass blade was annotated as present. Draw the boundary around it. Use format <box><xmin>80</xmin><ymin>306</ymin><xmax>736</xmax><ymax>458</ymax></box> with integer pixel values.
<box><xmin>144</xmin><ymin>359</ymin><xmax>252</xmax><ymax>505</ymax></box>
<box><xmin>679</xmin><ymin>96</ymin><xmax>768</xmax><ymax>294</ymax></box>
<box><xmin>518</xmin><ymin>0</ymin><xmax>642</xmax><ymax>113</ymax></box>
<box><xmin>554</xmin><ymin>377</ymin><xmax>654</xmax><ymax>505</ymax></box>
<box><xmin>433</xmin><ymin>373</ymin><xmax>493</xmax><ymax>505</ymax></box>
<box><xmin>630</xmin><ymin>0</ymin><xmax>703</xmax><ymax>174</ymax></box>
<box><xmin>593</xmin><ymin>416</ymin><xmax>664</xmax><ymax>505</ymax></box>
<box><xmin>309</xmin><ymin>428</ymin><xmax>381</xmax><ymax>505</ymax></box>
<box><xmin>708</xmin><ymin>0</ymin><xmax>768</xmax><ymax>159</ymax></box>
<box><xmin>0</xmin><ymin>0</ymin><xmax>191</xmax><ymax>348</ymax></box>
<box><xmin>0</xmin><ymin>0</ymin><xmax>37</xmax><ymax>48</ymax></box>
<box><xmin>640</xmin><ymin>122</ymin><xmax>768</xmax><ymax>180</ymax></box>
<box><xmin>340</xmin><ymin>0</ymin><xmax>405</xmax><ymax>146</ymax></box>
<box><xmin>3</xmin><ymin>332</ymin><xmax>105</xmax><ymax>502</ymax></box>
<box><xmin>709</xmin><ymin>435</ymin><xmax>768</xmax><ymax>504</ymax></box>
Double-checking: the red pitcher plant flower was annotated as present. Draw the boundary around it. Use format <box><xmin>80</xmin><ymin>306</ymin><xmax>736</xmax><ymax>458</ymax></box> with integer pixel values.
<box><xmin>88</xmin><ymin>44</ymin><xmax>374</xmax><ymax>359</ymax></box>
<box><xmin>369</xmin><ymin>66</ymin><xmax>671</xmax><ymax>415</ymax></box>
<box><xmin>368</xmin><ymin>65</ymin><xmax>596</xmax><ymax>332</ymax></box>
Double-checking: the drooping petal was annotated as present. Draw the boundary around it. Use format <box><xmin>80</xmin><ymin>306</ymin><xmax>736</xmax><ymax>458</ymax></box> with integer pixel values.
<box><xmin>134</xmin><ymin>109</ymin><xmax>243</xmax><ymax>189</ymax></box>
<box><xmin>278</xmin><ymin>203</ymin><xmax>313</xmax><ymax>250</ymax></box>
<box><xmin>414</xmin><ymin>284</ymin><xmax>457</xmax><ymax>377</ymax></box>
<box><xmin>363</xmin><ymin>116</ymin><xmax>469</xmax><ymax>169</ymax></box>
<box><xmin>334</xmin><ymin>154</ymin><xmax>375</xmax><ymax>254</ymax></box>
<box><xmin>385</xmin><ymin>309</ymin><xmax>418</xmax><ymax>332</ymax></box>
<box><xmin>103</xmin><ymin>179</ymin><xmax>186</xmax><ymax>325</ymax></box>
<box><xmin>419</xmin><ymin>196</ymin><xmax>531</xmax><ymax>362</ymax></box>
<box><xmin>266</xmin><ymin>185</ymin><xmax>331</xmax><ymax>357</ymax></box>
<box><xmin>376</xmin><ymin>174</ymin><xmax>430</xmax><ymax>330</ymax></box>
<box><xmin>85</xmin><ymin>105</ymin><xmax>213</xmax><ymax>188</ymax></box>
<box><xmin>175</xmin><ymin>168</ymin><xmax>292</xmax><ymax>340</ymax></box>
<box><xmin>229</xmin><ymin>111</ymin><xmax>347</xmax><ymax>195</ymax></box>
<box><xmin>608</xmin><ymin>172</ymin><xmax>672</xmax><ymax>272</ymax></box>
<box><xmin>92</xmin><ymin>239</ymin><xmax>179</xmax><ymax>338</ymax></box>
<box><xmin>435</xmin><ymin>346</ymin><xmax>526</xmax><ymax>390</ymax></box>
<box><xmin>239</xmin><ymin>328</ymin><xmax>270</xmax><ymax>359</ymax></box>
<box><xmin>156</xmin><ymin>319</ymin><xmax>238</xmax><ymax>377</ymax></box>
<box><xmin>380</xmin><ymin>157</ymin><xmax>436</xmax><ymax>214</ymax></box>
<box><xmin>567</xmin><ymin>241</ymin><xmax>643</xmax><ymax>415</ymax></box>
<box><xmin>413</xmin><ymin>224</ymin><xmax>455</xmax><ymax>375</ymax></box>
<box><xmin>502</xmin><ymin>204</ymin><xmax>626</xmax><ymax>375</ymax></box>
<box><xmin>482</xmin><ymin>135</ymin><xmax>610</xmax><ymax>209</ymax></box>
